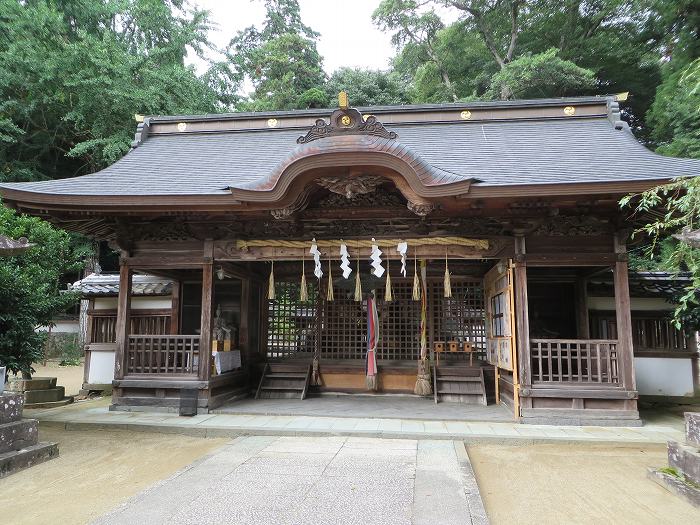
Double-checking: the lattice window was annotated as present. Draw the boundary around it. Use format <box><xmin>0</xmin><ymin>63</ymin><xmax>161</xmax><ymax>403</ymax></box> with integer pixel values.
<box><xmin>320</xmin><ymin>288</ymin><xmax>367</xmax><ymax>360</ymax></box>
<box><xmin>430</xmin><ymin>278</ymin><xmax>486</xmax><ymax>354</ymax></box>
<box><xmin>267</xmin><ymin>281</ymin><xmax>319</xmax><ymax>359</ymax></box>
<box><xmin>377</xmin><ymin>279</ymin><xmax>420</xmax><ymax>360</ymax></box>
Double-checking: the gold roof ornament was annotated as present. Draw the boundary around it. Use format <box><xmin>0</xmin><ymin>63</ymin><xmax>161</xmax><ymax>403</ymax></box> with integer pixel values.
<box><xmin>338</xmin><ymin>91</ymin><xmax>349</xmax><ymax>110</ymax></box>
<box><xmin>616</xmin><ymin>92</ymin><xmax>629</xmax><ymax>102</ymax></box>
<box><xmin>176</xmin><ymin>122</ymin><xmax>187</xmax><ymax>132</ymax></box>
<box><xmin>134</xmin><ymin>114</ymin><xmax>144</xmax><ymax>123</ymax></box>
<box><xmin>563</xmin><ymin>106</ymin><xmax>576</xmax><ymax>116</ymax></box>
<box><xmin>460</xmin><ymin>110</ymin><xmax>472</xmax><ymax>120</ymax></box>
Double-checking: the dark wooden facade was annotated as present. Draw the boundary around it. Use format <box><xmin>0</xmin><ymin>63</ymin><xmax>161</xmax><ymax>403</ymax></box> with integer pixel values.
<box><xmin>2</xmin><ymin>96</ymin><xmax>699</xmax><ymax>422</ymax></box>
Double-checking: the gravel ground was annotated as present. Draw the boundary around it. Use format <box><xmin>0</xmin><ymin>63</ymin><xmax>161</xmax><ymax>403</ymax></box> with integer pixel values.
<box><xmin>469</xmin><ymin>442</ymin><xmax>700</xmax><ymax>524</ymax></box>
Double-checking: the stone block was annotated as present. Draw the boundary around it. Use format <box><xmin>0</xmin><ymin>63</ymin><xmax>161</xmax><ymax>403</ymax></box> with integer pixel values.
<box><xmin>668</xmin><ymin>440</ymin><xmax>700</xmax><ymax>486</ymax></box>
<box><xmin>686</xmin><ymin>412</ymin><xmax>700</xmax><ymax>447</ymax></box>
<box><xmin>0</xmin><ymin>442</ymin><xmax>58</xmax><ymax>479</ymax></box>
<box><xmin>0</xmin><ymin>393</ymin><xmax>24</xmax><ymax>424</ymax></box>
<box><xmin>7</xmin><ymin>377</ymin><xmax>57</xmax><ymax>392</ymax></box>
<box><xmin>0</xmin><ymin>419</ymin><xmax>38</xmax><ymax>454</ymax></box>
<box><xmin>23</xmin><ymin>386</ymin><xmax>65</xmax><ymax>404</ymax></box>
<box><xmin>648</xmin><ymin>468</ymin><xmax>700</xmax><ymax>509</ymax></box>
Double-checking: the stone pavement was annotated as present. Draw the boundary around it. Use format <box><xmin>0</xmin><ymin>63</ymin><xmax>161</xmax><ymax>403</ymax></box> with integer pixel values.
<box><xmin>92</xmin><ymin>436</ymin><xmax>488</xmax><ymax>525</ymax></box>
<box><xmin>26</xmin><ymin>398</ymin><xmax>686</xmax><ymax>445</ymax></box>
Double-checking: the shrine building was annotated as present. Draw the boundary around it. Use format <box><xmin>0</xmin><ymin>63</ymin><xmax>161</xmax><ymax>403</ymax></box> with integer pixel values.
<box><xmin>2</xmin><ymin>95</ymin><xmax>699</xmax><ymax>424</ymax></box>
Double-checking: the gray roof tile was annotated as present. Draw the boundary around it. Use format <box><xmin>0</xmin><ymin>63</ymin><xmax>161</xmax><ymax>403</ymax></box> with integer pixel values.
<box><xmin>2</xmin><ymin>114</ymin><xmax>699</xmax><ymax>197</ymax></box>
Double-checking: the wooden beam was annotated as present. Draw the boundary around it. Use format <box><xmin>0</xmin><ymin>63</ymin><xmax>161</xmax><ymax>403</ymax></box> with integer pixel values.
<box><xmin>199</xmin><ymin>240</ymin><xmax>214</xmax><ymax>382</ymax></box>
<box><xmin>614</xmin><ymin>234</ymin><xmax>636</xmax><ymax>392</ymax></box>
<box><xmin>114</xmin><ymin>260</ymin><xmax>132</xmax><ymax>380</ymax></box>
<box><xmin>523</xmin><ymin>253</ymin><xmax>617</xmax><ymax>266</ymax></box>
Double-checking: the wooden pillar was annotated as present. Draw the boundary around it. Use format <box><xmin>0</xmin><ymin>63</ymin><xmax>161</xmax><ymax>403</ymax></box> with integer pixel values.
<box><xmin>614</xmin><ymin>234</ymin><xmax>636</xmax><ymax>391</ymax></box>
<box><xmin>575</xmin><ymin>277</ymin><xmax>590</xmax><ymax>338</ymax></box>
<box><xmin>114</xmin><ymin>260</ymin><xmax>132</xmax><ymax>380</ymax></box>
<box><xmin>239</xmin><ymin>278</ymin><xmax>251</xmax><ymax>357</ymax></box>
<box><xmin>514</xmin><ymin>237</ymin><xmax>531</xmax><ymax>391</ymax></box>
<box><xmin>199</xmin><ymin>240</ymin><xmax>214</xmax><ymax>381</ymax></box>
<box><xmin>169</xmin><ymin>281</ymin><xmax>181</xmax><ymax>335</ymax></box>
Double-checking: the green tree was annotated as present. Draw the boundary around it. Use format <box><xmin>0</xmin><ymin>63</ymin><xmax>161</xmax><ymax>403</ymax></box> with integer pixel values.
<box><xmin>0</xmin><ymin>0</ymin><xmax>227</xmax><ymax>182</ymax></box>
<box><xmin>485</xmin><ymin>48</ymin><xmax>596</xmax><ymax>100</ymax></box>
<box><xmin>324</xmin><ymin>68</ymin><xmax>411</xmax><ymax>107</ymax></box>
<box><xmin>0</xmin><ymin>205</ymin><xmax>87</xmax><ymax>377</ymax></box>
<box><xmin>228</xmin><ymin>0</ymin><xmax>326</xmax><ymax>110</ymax></box>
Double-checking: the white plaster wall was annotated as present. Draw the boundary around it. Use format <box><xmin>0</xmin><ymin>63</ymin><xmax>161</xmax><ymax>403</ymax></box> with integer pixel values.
<box><xmin>93</xmin><ymin>296</ymin><xmax>172</xmax><ymax>310</ymax></box>
<box><xmin>88</xmin><ymin>351</ymin><xmax>115</xmax><ymax>384</ymax></box>
<box><xmin>634</xmin><ymin>357</ymin><xmax>695</xmax><ymax>397</ymax></box>
<box><xmin>37</xmin><ymin>320</ymin><xmax>79</xmax><ymax>333</ymax></box>
<box><xmin>587</xmin><ymin>297</ymin><xmax>675</xmax><ymax>311</ymax></box>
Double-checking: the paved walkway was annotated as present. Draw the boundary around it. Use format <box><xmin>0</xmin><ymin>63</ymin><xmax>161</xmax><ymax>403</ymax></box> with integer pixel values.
<box><xmin>27</xmin><ymin>398</ymin><xmax>685</xmax><ymax>445</ymax></box>
<box><xmin>92</xmin><ymin>436</ymin><xmax>487</xmax><ymax>525</ymax></box>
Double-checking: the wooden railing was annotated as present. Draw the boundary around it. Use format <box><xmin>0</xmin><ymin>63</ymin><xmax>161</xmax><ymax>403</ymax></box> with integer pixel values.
<box><xmin>127</xmin><ymin>335</ymin><xmax>199</xmax><ymax>375</ymax></box>
<box><xmin>531</xmin><ymin>339</ymin><xmax>619</xmax><ymax>384</ymax></box>
<box><xmin>90</xmin><ymin>310</ymin><xmax>171</xmax><ymax>344</ymax></box>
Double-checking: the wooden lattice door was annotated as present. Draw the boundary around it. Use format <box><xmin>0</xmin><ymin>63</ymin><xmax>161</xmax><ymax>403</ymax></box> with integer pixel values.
<box><xmin>484</xmin><ymin>260</ymin><xmax>519</xmax><ymax>414</ymax></box>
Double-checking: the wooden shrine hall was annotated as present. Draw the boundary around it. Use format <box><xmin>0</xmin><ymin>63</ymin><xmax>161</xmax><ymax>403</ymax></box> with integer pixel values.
<box><xmin>2</xmin><ymin>94</ymin><xmax>699</xmax><ymax>424</ymax></box>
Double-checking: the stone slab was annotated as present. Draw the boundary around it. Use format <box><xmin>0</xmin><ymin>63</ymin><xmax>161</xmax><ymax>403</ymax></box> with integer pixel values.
<box><xmin>0</xmin><ymin>419</ymin><xmax>38</xmax><ymax>454</ymax></box>
<box><xmin>24</xmin><ymin>385</ymin><xmax>65</xmax><ymax>404</ymax></box>
<box><xmin>686</xmin><ymin>412</ymin><xmax>700</xmax><ymax>447</ymax></box>
<box><xmin>648</xmin><ymin>468</ymin><xmax>700</xmax><ymax>509</ymax></box>
<box><xmin>7</xmin><ymin>377</ymin><xmax>57</xmax><ymax>392</ymax></box>
<box><xmin>0</xmin><ymin>392</ymin><xmax>24</xmax><ymax>424</ymax></box>
<box><xmin>0</xmin><ymin>441</ymin><xmax>58</xmax><ymax>479</ymax></box>
<box><xmin>668</xmin><ymin>440</ymin><xmax>700</xmax><ymax>486</ymax></box>
<box><xmin>25</xmin><ymin>396</ymin><xmax>74</xmax><ymax>410</ymax></box>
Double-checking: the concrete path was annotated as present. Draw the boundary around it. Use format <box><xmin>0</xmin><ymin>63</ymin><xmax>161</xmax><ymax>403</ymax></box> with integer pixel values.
<box><xmin>212</xmin><ymin>395</ymin><xmax>512</xmax><ymax>422</ymax></box>
<box><xmin>92</xmin><ymin>436</ymin><xmax>487</xmax><ymax>525</ymax></box>
<box><xmin>27</xmin><ymin>398</ymin><xmax>685</xmax><ymax>445</ymax></box>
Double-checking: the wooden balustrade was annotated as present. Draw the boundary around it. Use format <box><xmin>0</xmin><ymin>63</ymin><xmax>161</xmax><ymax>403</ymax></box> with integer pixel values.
<box><xmin>127</xmin><ymin>335</ymin><xmax>200</xmax><ymax>375</ymax></box>
<box><xmin>530</xmin><ymin>339</ymin><xmax>619</xmax><ymax>384</ymax></box>
<box><xmin>90</xmin><ymin>311</ymin><xmax>171</xmax><ymax>344</ymax></box>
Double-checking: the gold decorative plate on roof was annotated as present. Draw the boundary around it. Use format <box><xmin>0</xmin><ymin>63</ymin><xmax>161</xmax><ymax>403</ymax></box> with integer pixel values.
<box><xmin>176</xmin><ymin>122</ymin><xmax>187</xmax><ymax>132</ymax></box>
<box><xmin>563</xmin><ymin>106</ymin><xmax>576</xmax><ymax>116</ymax></box>
<box><xmin>338</xmin><ymin>91</ymin><xmax>349</xmax><ymax>109</ymax></box>
<box><xmin>460</xmin><ymin>110</ymin><xmax>472</xmax><ymax>120</ymax></box>
<box><xmin>267</xmin><ymin>118</ymin><xmax>278</xmax><ymax>128</ymax></box>
<box><xmin>340</xmin><ymin>115</ymin><xmax>352</xmax><ymax>126</ymax></box>
<box><xmin>297</xmin><ymin>107</ymin><xmax>397</xmax><ymax>144</ymax></box>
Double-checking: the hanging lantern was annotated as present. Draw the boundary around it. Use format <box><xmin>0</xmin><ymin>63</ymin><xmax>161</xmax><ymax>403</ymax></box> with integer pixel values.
<box><xmin>300</xmin><ymin>257</ymin><xmax>308</xmax><ymax>302</ymax></box>
<box><xmin>412</xmin><ymin>253</ymin><xmax>421</xmax><ymax>301</ymax></box>
<box><xmin>268</xmin><ymin>260</ymin><xmax>276</xmax><ymax>300</ymax></box>
<box><xmin>444</xmin><ymin>252</ymin><xmax>452</xmax><ymax>298</ymax></box>
<box><xmin>327</xmin><ymin>257</ymin><xmax>334</xmax><ymax>301</ymax></box>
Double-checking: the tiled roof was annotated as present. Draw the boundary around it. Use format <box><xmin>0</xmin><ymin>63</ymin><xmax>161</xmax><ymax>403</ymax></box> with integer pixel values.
<box><xmin>1</xmin><ymin>97</ymin><xmax>698</xmax><ymax>198</ymax></box>
<box><xmin>0</xmin><ymin>234</ymin><xmax>34</xmax><ymax>255</ymax></box>
<box><xmin>69</xmin><ymin>273</ymin><xmax>172</xmax><ymax>296</ymax></box>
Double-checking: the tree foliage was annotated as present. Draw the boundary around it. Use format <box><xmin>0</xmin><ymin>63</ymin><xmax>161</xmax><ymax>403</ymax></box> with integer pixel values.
<box><xmin>228</xmin><ymin>0</ymin><xmax>326</xmax><ymax>111</ymax></box>
<box><xmin>0</xmin><ymin>0</ymin><xmax>228</xmax><ymax>182</ymax></box>
<box><xmin>325</xmin><ymin>68</ymin><xmax>411</xmax><ymax>107</ymax></box>
<box><xmin>0</xmin><ymin>205</ymin><xmax>87</xmax><ymax>376</ymax></box>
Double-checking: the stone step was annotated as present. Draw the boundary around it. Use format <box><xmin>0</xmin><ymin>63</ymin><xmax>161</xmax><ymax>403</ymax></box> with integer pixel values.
<box><xmin>0</xmin><ymin>442</ymin><xmax>59</xmax><ymax>479</ymax></box>
<box><xmin>0</xmin><ymin>393</ymin><xmax>25</xmax><ymax>424</ymax></box>
<box><xmin>7</xmin><ymin>377</ymin><xmax>57</xmax><ymax>392</ymax></box>
<box><xmin>24</xmin><ymin>396</ymin><xmax>74</xmax><ymax>410</ymax></box>
<box><xmin>24</xmin><ymin>386</ymin><xmax>65</xmax><ymax>404</ymax></box>
<box><xmin>0</xmin><ymin>419</ymin><xmax>38</xmax><ymax>454</ymax></box>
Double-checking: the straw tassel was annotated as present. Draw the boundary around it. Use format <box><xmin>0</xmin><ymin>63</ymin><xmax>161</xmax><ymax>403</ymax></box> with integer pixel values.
<box><xmin>384</xmin><ymin>252</ymin><xmax>393</xmax><ymax>302</ymax></box>
<box><xmin>444</xmin><ymin>252</ymin><xmax>452</xmax><ymax>298</ymax></box>
<box><xmin>354</xmin><ymin>246</ymin><xmax>362</xmax><ymax>302</ymax></box>
<box><xmin>326</xmin><ymin>257</ymin><xmax>334</xmax><ymax>301</ymax></box>
<box><xmin>412</xmin><ymin>254</ymin><xmax>421</xmax><ymax>301</ymax></box>
<box><xmin>300</xmin><ymin>258</ymin><xmax>308</xmax><ymax>302</ymax></box>
<box><xmin>268</xmin><ymin>260</ymin><xmax>276</xmax><ymax>300</ymax></box>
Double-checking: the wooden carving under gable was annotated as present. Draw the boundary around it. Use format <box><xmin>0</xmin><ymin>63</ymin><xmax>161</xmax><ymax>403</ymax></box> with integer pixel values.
<box><xmin>532</xmin><ymin>215</ymin><xmax>611</xmax><ymax>236</ymax></box>
<box><xmin>297</xmin><ymin>108</ymin><xmax>397</xmax><ymax>144</ymax></box>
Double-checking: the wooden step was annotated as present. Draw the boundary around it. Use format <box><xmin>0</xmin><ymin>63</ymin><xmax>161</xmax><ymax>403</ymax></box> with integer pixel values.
<box><xmin>265</xmin><ymin>373</ymin><xmax>307</xmax><ymax>379</ymax></box>
<box><xmin>436</xmin><ymin>376</ymin><xmax>482</xmax><ymax>382</ymax></box>
<box><xmin>260</xmin><ymin>385</ymin><xmax>304</xmax><ymax>391</ymax></box>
